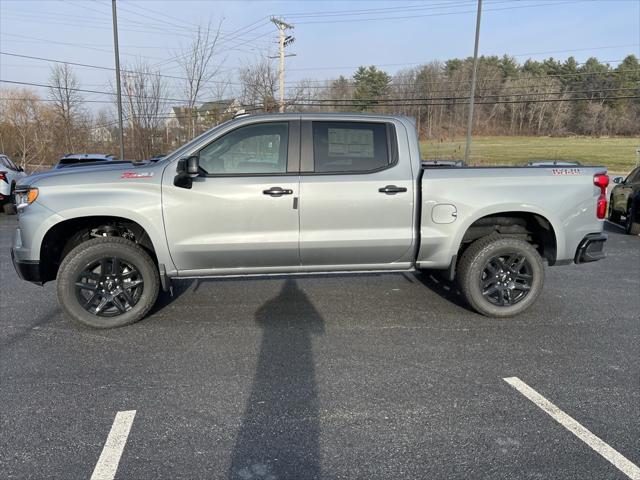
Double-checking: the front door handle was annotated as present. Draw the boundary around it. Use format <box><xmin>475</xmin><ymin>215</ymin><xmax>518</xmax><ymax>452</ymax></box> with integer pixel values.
<box><xmin>263</xmin><ymin>186</ymin><xmax>293</xmax><ymax>197</ymax></box>
<box><xmin>378</xmin><ymin>185</ymin><xmax>407</xmax><ymax>195</ymax></box>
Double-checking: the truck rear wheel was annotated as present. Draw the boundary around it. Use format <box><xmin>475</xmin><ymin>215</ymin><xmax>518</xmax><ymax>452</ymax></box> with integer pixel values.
<box><xmin>457</xmin><ymin>235</ymin><xmax>544</xmax><ymax>317</ymax></box>
<box><xmin>57</xmin><ymin>237</ymin><xmax>160</xmax><ymax>328</ymax></box>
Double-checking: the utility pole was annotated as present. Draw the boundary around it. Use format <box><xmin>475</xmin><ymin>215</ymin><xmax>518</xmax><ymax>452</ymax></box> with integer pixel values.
<box><xmin>270</xmin><ymin>17</ymin><xmax>295</xmax><ymax>113</ymax></box>
<box><xmin>111</xmin><ymin>0</ymin><xmax>125</xmax><ymax>160</ymax></box>
<box><xmin>464</xmin><ymin>0</ymin><xmax>482</xmax><ymax>164</ymax></box>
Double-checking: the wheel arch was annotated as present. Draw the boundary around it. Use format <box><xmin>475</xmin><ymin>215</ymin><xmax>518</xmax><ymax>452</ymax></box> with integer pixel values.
<box><xmin>39</xmin><ymin>214</ymin><xmax>167</xmax><ymax>283</ymax></box>
<box><xmin>453</xmin><ymin>206</ymin><xmax>562</xmax><ymax>266</ymax></box>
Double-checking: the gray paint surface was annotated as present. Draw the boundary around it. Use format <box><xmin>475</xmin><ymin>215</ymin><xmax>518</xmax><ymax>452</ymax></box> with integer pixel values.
<box><xmin>14</xmin><ymin>113</ymin><xmax>605</xmax><ymax>278</ymax></box>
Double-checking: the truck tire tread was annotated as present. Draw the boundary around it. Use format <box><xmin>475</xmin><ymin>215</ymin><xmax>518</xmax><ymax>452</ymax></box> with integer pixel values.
<box><xmin>457</xmin><ymin>234</ymin><xmax>544</xmax><ymax>318</ymax></box>
<box><xmin>57</xmin><ymin>237</ymin><xmax>160</xmax><ymax>328</ymax></box>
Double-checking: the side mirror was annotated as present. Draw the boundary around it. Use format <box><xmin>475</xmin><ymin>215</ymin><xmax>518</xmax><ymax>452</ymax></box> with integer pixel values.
<box><xmin>613</xmin><ymin>176</ymin><xmax>624</xmax><ymax>184</ymax></box>
<box><xmin>185</xmin><ymin>155</ymin><xmax>199</xmax><ymax>175</ymax></box>
<box><xmin>174</xmin><ymin>155</ymin><xmax>200</xmax><ymax>189</ymax></box>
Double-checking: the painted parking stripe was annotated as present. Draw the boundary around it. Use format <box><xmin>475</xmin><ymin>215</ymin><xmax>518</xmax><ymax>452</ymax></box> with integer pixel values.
<box><xmin>504</xmin><ymin>377</ymin><xmax>640</xmax><ymax>480</ymax></box>
<box><xmin>90</xmin><ymin>410</ymin><xmax>136</xmax><ymax>480</ymax></box>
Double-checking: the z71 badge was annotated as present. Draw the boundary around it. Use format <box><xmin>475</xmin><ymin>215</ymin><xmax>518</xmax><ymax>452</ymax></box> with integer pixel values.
<box><xmin>551</xmin><ymin>168</ymin><xmax>581</xmax><ymax>176</ymax></box>
<box><xmin>121</xmin><ymin>171</ymin><xmax>154</xmax><ymax>179</ymax></box>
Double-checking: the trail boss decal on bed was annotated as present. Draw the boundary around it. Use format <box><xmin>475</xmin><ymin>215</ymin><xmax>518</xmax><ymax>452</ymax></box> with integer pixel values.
<box><xmin>121</xmin><ymin>171</ymin><xmax>154</xmax><ymax>179</ymax></box>
<box><xmin>552</xmin><ymin>168</ymin><xmax>581</xmax><ymax>176</ymax></box>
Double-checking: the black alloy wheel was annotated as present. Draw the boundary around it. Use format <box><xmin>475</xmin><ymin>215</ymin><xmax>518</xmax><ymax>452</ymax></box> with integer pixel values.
<box><xmin>480</xmin><ymin>253</ymin><xmax>533</xmax><ymax>306</ymax></box>
<box><xmin>457</xmin><ymin>235</ymin><xmax>544</xmax><ymax>317</ymax></box>
<box><xmin>57</xmin><ymin>237</ymin><xmax>160</xmax><ymax>328</ymax></box>
<box><xmin>75</xmin><ymin>256</ymin><xmax>144</xmax><ymax>316</ymax></box>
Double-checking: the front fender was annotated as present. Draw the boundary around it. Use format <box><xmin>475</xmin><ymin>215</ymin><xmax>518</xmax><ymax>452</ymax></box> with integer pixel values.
<box><xmin>26</xmin><ymin>181</ymin><xmax>176</xmax><ymax>274</ymax></box>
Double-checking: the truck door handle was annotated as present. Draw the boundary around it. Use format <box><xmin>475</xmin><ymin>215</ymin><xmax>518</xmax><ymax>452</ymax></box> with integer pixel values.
<box><xmin>263</xmin><ymin>187</ymin><xmax>293</xmax><ymax>197</ymax></box>
<box><xmin>378</xmin><ymin>185</ymin><xmax>407</xmax><ymax>195</ymax></box>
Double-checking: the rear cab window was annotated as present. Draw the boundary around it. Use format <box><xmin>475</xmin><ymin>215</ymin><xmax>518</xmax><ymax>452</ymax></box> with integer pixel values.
<box><xmin>311</xmin><ymin>121</ymin><xmax>393</xmax><ymax>173</ymax></box>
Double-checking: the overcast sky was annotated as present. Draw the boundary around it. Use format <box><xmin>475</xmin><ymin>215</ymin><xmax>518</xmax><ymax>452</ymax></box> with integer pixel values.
<box><xmin>1</xmin><ymin>0</ymin><xmax>638</xmax><ymax>109</ymax></box>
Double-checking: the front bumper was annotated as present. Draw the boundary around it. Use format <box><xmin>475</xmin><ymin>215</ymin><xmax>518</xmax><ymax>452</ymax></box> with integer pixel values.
<box><xmin>574</xmin><ymin>232</ymin><xmax>607</xmax><ymax>264</ymax></box>
<box><xmin>11</xmin><ymin>248</ymin><xmax>42</xmax><ymax>284</ymax></box>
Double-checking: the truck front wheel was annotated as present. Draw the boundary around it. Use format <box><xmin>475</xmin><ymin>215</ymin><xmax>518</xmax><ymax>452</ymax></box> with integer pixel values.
<box><xmin>57</xmin><ymin>237</ymin><xmax>160</xmax><ymax>328</ymax></box>
<box><xmin>457</xmin><ymin>235</ymin><xmax>544</xmax><ymax>317</ymax></box>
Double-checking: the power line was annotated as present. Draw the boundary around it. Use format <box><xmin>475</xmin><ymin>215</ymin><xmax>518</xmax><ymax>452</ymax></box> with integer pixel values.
<box><xmin>292</xmin><ymin>1</ymin><xmax>580</xmax><ymax>24</ymax></box>
<box><xmin>279</xmin><ymin>95</ymin><xmax>640</xmax><ymax>106</ymax></box>
<box><xmin>3</xmin><ymin>77</ymin><xmax>637</xmax><ymax>105</ymax></box>
<box><xmin>285</xmin><ymin>46</ymin><xmax>639</xmax><ymax>72</ymax></box>
<box><xmin>149</xmin><ymin>20</ymin><xmax>274</xmax><ymax>69</ymax></box>
<box><xmin>278</xmin><ymin>0</ymin><xmax>498</xmax><ymax>18</ymax></box>
<box><xmin>287</xmin><ymin>64</ymin><xmax>639</xmax><ymax>87</ymax></box>
<box><xmin>0</xmin><ymin>51</ymin><xmax>243</xmax><ymax>86</ymax></box>
<box><xmin>0</xmin><ymin>79</ymin><xmax>196</xmax><ymax>103</ymax></box>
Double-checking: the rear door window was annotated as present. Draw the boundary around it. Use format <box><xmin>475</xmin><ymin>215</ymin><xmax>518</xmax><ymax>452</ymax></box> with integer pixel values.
<box><xmin>626</xmin><ymin>168</ymin><xmax>640</xmax><ymax>183</ymax></box>
<box><xmin>312</xmin><ymin>122</ymin><xmax>390</xmax><ymax>173</ymax></box>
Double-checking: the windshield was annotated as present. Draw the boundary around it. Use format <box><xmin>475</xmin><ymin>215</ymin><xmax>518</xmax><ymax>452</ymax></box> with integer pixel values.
<box><xmin>157</xmin><ymin>119</ymin><xmax>234</xmax><ymax>163</ymax></box>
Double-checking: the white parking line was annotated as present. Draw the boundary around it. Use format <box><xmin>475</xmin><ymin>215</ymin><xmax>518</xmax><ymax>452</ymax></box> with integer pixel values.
<box><xmin>90</xmin><ymin>410</ymin><xmax>136</xmax><ymax>480</ymax></box>
<box><xmin>504</xmin><ymin>377</ymin><xmax>640</xmax><ymax>480</ymax></box>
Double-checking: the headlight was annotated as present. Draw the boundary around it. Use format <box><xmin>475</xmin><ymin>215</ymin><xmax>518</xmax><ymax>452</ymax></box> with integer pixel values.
<box><xmin>14</xmin><ymin>187</ymin><xmax>38</xmax><ymax>209</ymax></box>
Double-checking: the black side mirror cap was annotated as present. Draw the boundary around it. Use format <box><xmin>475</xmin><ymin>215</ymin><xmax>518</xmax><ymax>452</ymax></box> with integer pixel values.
<box><xmin>174</xmin><ymin>156</ymin><xmax>200</xmax><ymax>189</ymax></box>
<box><xmin>186</xmin><ymin>155</ymin><xmax>199</xmax><ymax>175</ymax></box>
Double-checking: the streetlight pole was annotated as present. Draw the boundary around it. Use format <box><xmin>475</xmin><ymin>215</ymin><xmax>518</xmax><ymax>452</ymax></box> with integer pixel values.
<box><xmin>464</xmin><ymin>0</ymin><xmax>482</xmax><ymax>164</ymax></box>
<box><xmin>111</xmin><ymin>0</ymin><xmax>125</xmax><ymax>160</ymax></box>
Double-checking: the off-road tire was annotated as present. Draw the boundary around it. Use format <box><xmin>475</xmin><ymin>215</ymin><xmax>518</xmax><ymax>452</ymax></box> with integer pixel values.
<box><xmin>457</xmin><ymin>235</ymin><xmax>545</xmax><ymax>317</ymax></box>
<box><xmin>625</xmin><ymin>203</ymin><xmax>640</xmax><ymax>235</ymax></box>
<box><xmin>57</xmin><ymin>237</ymin><xmax>159</xmax><ymax>328</ymax></box>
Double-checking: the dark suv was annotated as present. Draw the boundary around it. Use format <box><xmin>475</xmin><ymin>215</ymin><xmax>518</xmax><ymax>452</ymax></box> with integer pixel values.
<box><xmin>609</xmin><ymin>166</ymin><xmax>640</xmax><ymax>235</ymax></box>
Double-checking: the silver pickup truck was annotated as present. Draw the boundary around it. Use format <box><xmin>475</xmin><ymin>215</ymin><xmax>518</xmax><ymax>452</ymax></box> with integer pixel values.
<box><xmin>11</xmin><ymin>113</ymin><xmax>609</xmax><ymax>328</ymax></box>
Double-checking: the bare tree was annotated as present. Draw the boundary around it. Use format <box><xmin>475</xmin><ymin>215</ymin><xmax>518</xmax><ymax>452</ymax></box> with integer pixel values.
<box><xmin>48</xmin><ymin>63</ymin><xmax>83</xmax><ymax>152</ymax></box>
<box><xmin>121</xmin><ymin>61</ymin><xmax>167</xmax><ymax>160</ymax></box>
<box><xmin>239</xmin><ymin>57</ymin><xmax>278</xmax><ymax>112</ymax></box>
<box><xmin>1</xmin><ymin>89</ymin><xmax>44</xmax><ymax>169</ymax></box>
<box><xmin>177</xmin><ymin>21</ymin><xmax>225</xmax><ymax>137</ymax></box>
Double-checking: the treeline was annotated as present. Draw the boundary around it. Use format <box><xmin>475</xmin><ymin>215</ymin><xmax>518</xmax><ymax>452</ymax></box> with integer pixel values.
<box><xmin>318</xmin><ymin>55</ymin><xmax>640</xmax><ymax>138</ymax></box>
<box><xmin>0</xmin><ymin>51</ymin><xmax>638</xmax><ymax>170</ymax></box>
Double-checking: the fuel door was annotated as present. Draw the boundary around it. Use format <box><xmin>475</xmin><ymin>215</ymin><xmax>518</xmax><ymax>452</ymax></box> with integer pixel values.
<box><xmin>431</xmin><ymin>204</ymin><xmax>458</xmax><ymax>224</ymax></box>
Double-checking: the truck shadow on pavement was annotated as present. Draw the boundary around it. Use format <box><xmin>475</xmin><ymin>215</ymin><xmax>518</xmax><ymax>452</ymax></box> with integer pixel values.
<box><xmin>413</xmin><ymin>271</ymin><xmax>473</xmax><ymax>312</ymax></box>
<box><xmin>228</xmin><ymin>279</ymin><xmax>324</xmax><ymax>480</ymax></box>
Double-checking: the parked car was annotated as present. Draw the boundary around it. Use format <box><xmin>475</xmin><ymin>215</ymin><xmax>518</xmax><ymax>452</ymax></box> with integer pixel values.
<box><xmin>11</xmin><ymin>113</ymin><xmax>608</xmax><ymax>328</ymax></box>
<box><xmin>422</xmin><ymin>160</ymin><xmax>465</xmax><ymax>168</ymax></box>
<box><xmin>527</xmin><ymin>160</ymin><xmax>582</xmax><ymax>167</ymax></box>
<box><xmin>0</xmin><ymin>154</ymin><xmax>26</xmax><ymax>214</ymax></box>
<box><xmin>609</xmin><ymin>166</ymin><xmax>640</xmax><ymax>235</ymax></box>
<box><xmin>54</xmin><ymin>154</ymin><xmax>116</xmax><ymax>169</ymax></box>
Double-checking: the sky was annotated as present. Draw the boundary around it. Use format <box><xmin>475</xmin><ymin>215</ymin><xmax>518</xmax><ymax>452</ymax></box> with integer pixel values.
<box><xmin>0</xmin><ymin>0</ymin><xmax>639</xmax><ymax>111</ymax></box>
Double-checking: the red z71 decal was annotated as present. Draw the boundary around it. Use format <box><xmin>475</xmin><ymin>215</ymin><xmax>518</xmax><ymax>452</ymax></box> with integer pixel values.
<box><xmin>121</xmin><ymin>171</ymin><xmax>154</xmax><ymax>179</ymax></box>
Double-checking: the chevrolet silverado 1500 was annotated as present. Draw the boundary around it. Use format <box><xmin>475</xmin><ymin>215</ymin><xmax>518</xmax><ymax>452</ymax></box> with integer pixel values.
<box><xmin>11</xmin><ymin>113</ymin><xmax>608</xmax><ymax>328</ymax></box>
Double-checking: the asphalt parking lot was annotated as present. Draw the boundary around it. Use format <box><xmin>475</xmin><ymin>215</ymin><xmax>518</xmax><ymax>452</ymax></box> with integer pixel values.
<box><xmin>0</xmin><ymin>214</ymin><xmax>638</xmax><ymax>480</ymax></box>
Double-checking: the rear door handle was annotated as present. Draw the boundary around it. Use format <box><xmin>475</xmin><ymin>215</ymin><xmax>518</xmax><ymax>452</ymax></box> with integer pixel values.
<box><xmin>378</xmin><ymin>185</ymin><xmax>407</xmax><ymax>195</ymax></box>
<box><xmin>263</xmin><ymin>186</ymin><xmax>293</xmax><ymax>197</ymax></box>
